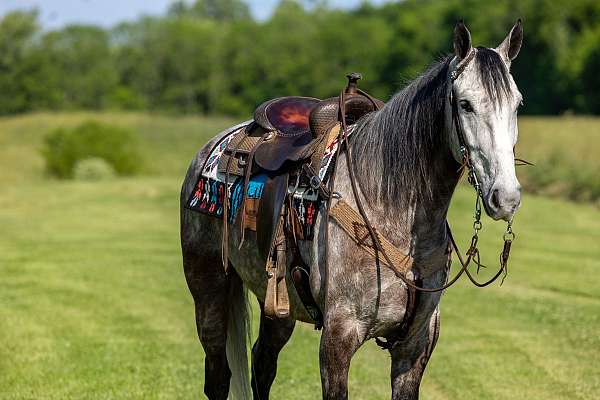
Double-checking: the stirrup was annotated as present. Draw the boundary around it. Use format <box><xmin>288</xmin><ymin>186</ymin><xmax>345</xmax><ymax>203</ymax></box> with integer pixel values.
<box><xmin>264</xmin><ymin>217</ymin><xmax>290</xmax><ymax>318</ymax></box>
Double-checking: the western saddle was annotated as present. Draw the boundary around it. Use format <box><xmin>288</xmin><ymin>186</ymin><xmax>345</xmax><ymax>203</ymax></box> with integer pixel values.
<box><xmin>219</xmin><ymin>73</ymin><xmax>383</xmax><ymax>326</ymax></box>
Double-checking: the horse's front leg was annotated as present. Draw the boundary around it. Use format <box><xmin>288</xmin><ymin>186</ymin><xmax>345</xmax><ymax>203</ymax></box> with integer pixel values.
<box><xmin>390</xmin><ymin>308</ymin><xmax>440</xmax><ymax>400</ymax></box>
<box><xmin>319</xmin><ymin>310</ymin><xmax>365</xmax><ymax>400</ymax></box>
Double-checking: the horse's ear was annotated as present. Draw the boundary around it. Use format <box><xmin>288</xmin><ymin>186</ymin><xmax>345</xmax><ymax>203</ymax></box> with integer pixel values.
<box><xmin>497</xmin><ymin>19</ymin><xmax>523</xmax><ymax>63</ymax></box>
<box><xmin>453</xmin><ymin>20</ymin><xmax>472</xmax><ymax>60</ymax></box>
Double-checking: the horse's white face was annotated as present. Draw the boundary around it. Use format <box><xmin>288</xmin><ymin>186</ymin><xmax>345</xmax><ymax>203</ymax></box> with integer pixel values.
<box><xmin>449</xmin><ymin>21</ymin><xmax>524</xmax><ymax>221</ymax></box>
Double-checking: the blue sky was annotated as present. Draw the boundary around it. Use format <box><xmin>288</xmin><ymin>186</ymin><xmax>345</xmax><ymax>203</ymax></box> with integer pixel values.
<box><xmin>0</xmin><ymin>0</ymin><xmax>389</xmax><ymax>29</ymax></box>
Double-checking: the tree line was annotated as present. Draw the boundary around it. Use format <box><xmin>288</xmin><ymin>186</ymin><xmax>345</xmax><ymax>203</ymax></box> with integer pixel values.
<box><xmin>1</xmin><ymin>0</ymin><xmax>599</xmax><ymax>116</ymax></box>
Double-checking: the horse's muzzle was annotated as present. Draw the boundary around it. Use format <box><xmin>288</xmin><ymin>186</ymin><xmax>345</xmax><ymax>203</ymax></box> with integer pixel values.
<box><xmin>485</xmin><ymin>185</ymin><xmax>521</xmax><ymax>221</ymax></box>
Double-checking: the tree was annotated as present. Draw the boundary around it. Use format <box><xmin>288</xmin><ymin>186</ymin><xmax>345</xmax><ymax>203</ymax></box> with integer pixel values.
<box><xmin>0</xmin><ymin>11</ymin><xmax>39</xmax><ymax>113</ymax></box>
<box><xmin>42</xmin><ymin>25</ymin><xmax>118</xmax><ymax>109</ymax></box>
<box><xmin>169</xmin><ymin>0</ymin><xmax>251</xmax><ymax>21</ymax></box>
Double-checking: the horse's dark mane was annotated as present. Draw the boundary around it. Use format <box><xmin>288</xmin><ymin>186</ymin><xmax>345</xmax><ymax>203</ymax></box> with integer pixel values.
<box><xmin>351</xmin><ymin>48</ymin><xmax>513</xmax><ymax>208</ymax></box>
<box><xmin>352</xmin><ymin>56</ymin><xmax>453</xmax><ymax>206</ymax></box>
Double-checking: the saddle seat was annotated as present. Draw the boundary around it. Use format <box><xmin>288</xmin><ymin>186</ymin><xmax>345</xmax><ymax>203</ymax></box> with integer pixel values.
<box><xmin>254</xmin><ymin>96</ymin><xmax>321</xmax><ymax>137</ymax></box>
<box><xmin>253</xmin><ymin>73</ymin><xmax>384</xmax><ymax>172</ymax></box>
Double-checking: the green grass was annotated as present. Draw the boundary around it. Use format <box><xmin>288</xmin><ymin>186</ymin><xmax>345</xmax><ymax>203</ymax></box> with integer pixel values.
<box><xmin>1</xmin><ymin>112</ymin><xmax>599</xmax><ymax>399</ymax></box>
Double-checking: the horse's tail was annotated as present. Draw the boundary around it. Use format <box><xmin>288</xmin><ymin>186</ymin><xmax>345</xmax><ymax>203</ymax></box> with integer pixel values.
<box><xmin>226</xmin><ymin>271</ymin><xmax>252</xmax><ymax>399</ymax></box>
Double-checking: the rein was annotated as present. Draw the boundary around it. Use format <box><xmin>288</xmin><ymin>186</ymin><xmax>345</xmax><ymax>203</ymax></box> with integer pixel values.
<box><xmin>332</xmin><ymin>49</ymin><xmax>515</xmax><ymax>293</ymax></box>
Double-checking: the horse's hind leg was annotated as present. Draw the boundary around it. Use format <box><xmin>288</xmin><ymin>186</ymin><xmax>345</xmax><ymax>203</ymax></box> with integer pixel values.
<box><xmin>183</xmin><ymin>248</ymin><xmax>232</xmax><ymax>400</ymax></box>
<box><xmin>251</xmin><ymin>304</ymin><xmax>295</xmax><ymax>399</ymax></box>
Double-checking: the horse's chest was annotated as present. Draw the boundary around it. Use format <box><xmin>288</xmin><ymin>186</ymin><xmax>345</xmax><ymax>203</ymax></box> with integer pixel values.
<box><xmin>323</xmin><ymin>241</ymin><xmax>448</xmax><ymax>339</ymax></box>
<box><xmin>360</xmin><ymin>268</ymin><xmax>444</xmax><ymax>339</ymax></box>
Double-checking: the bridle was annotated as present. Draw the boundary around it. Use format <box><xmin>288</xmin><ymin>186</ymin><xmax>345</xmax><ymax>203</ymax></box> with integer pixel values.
<box><xmin>448</xmin><ymin>48</ymin><xmax>515</xmax><ymax>288</ymax></box>
<box><xmin>331</xmin><ymin>48</ymin><xmax>516</xmax><ymax>293</ymax></box>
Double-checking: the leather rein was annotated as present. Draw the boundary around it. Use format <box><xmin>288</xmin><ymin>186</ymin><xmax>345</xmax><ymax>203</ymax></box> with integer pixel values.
<box><xmin>330</xmin><ymin>49</ymin><xmax>515</xmax><ymax>293</ymax></box>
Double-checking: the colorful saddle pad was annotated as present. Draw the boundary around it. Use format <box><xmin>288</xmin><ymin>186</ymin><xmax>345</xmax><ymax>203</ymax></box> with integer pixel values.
<box><xmin>186</xmin><ymin>123</ymin><xmax>356</xmax><ymax>240</ymax></box>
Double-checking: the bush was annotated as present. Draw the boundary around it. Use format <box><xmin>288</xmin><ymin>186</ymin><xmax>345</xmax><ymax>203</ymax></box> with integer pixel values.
<box><xmin>43</xmin><ymin>121</ymin><xmax>142</xmax><ymax>179</ymax></box>
<box><xmin>106</xmin><ymin>86</ymin><xmax>147</xmax><ymax>110</ymax></box>
<box><xmin>519</xmin><ymin>150</ymin><xmax>600</xmax><ymax>204</ymax></box>
<box><xmin>73</xmin><ymin>157</ymin><xmax>116</xmax><ymax>181</ymax></box>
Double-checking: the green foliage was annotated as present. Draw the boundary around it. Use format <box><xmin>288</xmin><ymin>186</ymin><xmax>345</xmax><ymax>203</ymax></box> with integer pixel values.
<box><xmin>43</xmin><ymin>121</ymin><xmax>141</xmax><ymax>179</ymax></box>
<box><xmin>106</xmin><ymin>86</ymin><xmax>147</xmax><ymax>110</ymax></box>
<box><xmin>73</xmin><ymin>157</ymin><xmax>117</xmax><ymax>181</ymax></box>
<box><xmin>0</xmin><ymin>1</ymin><xmax>599</xmax><ymax>116</ymax></box>
<box><xmin>0</xmin><ymin>11</ymin><xmax>41</xmax><ymax>114</ymax></box>
<box><xmin>169</xmin><ymin>0</ymin><xmax>251</xmax><ymax>21</ymax></box>
<box><xmin>521</xmin><ymin>150</ymin><xmax>600</xmax><ymax>203</ymax></box>
<box><xmin>42</xmin><ymin>25</ymin><xmax>118</xmax><ymax>109</ymax></box>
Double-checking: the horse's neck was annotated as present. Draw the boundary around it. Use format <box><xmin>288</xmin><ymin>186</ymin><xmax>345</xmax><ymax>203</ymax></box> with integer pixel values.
<box><xmin>409</xmin><ymin>163</ymin><xmax>459</xmax><ymax>255</ymax></box>
<box><xmin>350</xmin><ymin>110</ymin><xmax>460</xmax><ymax>258</ymax></box>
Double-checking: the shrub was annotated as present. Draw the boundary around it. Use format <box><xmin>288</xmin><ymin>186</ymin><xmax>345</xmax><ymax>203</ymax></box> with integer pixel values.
<box><xmin>106</xmin><ymin>86</ymin><xmax>147</xmax><ymax>110</ymax></box>
<box><xmin>73</xmin><ymin>157</ymin><xmax>116</xmax><ymax>181</ymax></box>
<box><xmin>519</xmin><ymin>149</ymin><xmax>600</xmax><ymax>204</ymax></box>
<box><xmin>43</xmin><ymin>121</ymin><xmax>142</xmax><ymax>179</ymax></box>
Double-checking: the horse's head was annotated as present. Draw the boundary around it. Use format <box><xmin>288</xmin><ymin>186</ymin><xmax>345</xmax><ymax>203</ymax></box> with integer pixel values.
<box><xmin>448</xmin><ymin>20</ymin><xmax>523</xmax><ymax>221</ymax></box>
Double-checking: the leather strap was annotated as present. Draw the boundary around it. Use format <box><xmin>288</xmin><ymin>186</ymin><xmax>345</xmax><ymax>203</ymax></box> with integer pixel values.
<box><xmin>264</xmin><ymin>214</ymin><xmax>290</xmax><ymax>318</ymax></box>
<box><xmin>331</xmin><ymin>80</ymin><xmax>472</xmax><ymax>293</ymax></box>
<box><xmin>450</xmin><ymin>48</ymin><xmax>477</xmax><ymax>81</ymax></box>
<box><xmin>329</xmin><ymin>200</ymin><xmax>413</xmax><ymax>274</ymax></box>
<box><xmin>238</xmin><ymin>131</ymin><xmax>271</xmax><ymax>249</ymax></box>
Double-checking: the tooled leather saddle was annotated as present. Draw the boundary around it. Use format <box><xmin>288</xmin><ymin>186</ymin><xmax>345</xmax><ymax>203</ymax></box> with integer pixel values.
<box><xmin>218</xmin><ymin>73</ymin><xmax>383</xmax><ymax>325</ymax></box>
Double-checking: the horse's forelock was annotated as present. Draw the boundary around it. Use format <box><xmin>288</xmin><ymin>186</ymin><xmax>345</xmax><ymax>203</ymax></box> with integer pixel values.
<box><xmin>474</xmin><ymin>46</ymin><xmax>513</xmax><ymax>107</ymax></box>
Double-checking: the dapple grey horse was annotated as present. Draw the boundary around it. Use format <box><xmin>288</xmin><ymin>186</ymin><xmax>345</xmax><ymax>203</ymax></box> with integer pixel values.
<box><xmin>180</xmin><ymin>20</ymin><xmax>524</xmax><ymax>399</ymax></box>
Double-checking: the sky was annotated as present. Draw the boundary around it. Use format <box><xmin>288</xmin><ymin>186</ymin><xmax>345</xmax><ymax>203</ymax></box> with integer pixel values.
<box><xmin>0</xmin><ymin>0</ymin><xmax>389</xmax><ymax>29</ymax></box>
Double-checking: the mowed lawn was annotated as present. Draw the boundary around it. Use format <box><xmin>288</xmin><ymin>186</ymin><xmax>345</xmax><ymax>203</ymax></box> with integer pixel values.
<box><xmin>0</xmin><ymin>113</ymin><xmax>599</xmax><ymax>399</ymax></box>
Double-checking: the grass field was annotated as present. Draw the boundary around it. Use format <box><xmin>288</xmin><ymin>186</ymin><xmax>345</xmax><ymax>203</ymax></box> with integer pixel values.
<box><xmin>1</xmin><ymin>112</ymin><xmax>599</xmax><ymax>399</ymax></box>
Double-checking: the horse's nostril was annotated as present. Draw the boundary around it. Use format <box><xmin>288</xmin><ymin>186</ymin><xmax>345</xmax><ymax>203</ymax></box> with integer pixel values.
<box><xmin>490</xmin><ymin>189</ymin><xmax>501</xmax><ymax>210</ymax></box>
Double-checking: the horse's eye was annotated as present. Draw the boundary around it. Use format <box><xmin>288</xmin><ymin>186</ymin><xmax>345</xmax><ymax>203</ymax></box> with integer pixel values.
<box><xmin>460</xmin><ymin>100</ymin><xmax>474</xmax><ymax>113</ymax></box>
